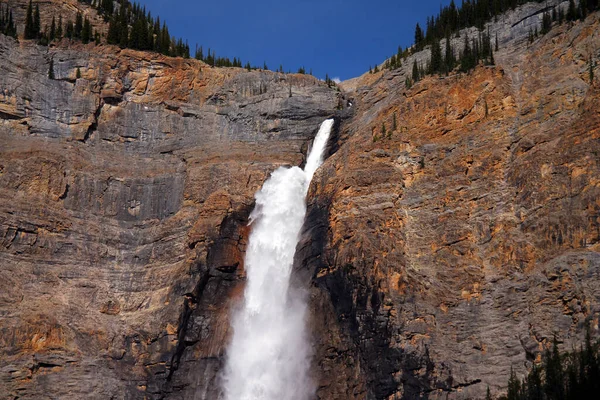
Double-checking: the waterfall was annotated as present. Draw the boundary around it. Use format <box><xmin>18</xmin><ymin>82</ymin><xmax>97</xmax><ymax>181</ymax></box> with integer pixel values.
<box><xmin>222</xmin><ymin>119</ymin><xmax>335</xmax><ymax>400</ymax></box>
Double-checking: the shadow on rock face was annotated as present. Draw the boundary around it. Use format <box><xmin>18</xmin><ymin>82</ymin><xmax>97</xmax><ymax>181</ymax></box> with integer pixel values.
<box><xmin>147</xmin><ymin>205</ymin><xmax>253</xmax><ymax>399</ymax></box>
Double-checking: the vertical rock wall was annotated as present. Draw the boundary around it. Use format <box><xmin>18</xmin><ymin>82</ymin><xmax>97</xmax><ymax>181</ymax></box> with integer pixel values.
<box><xmin>301</xmin><ymin>8</ymin><xmax>600</xmax><ymax>400</ymax></box>
<box><xmin>0</xmin><ymin>33</ymin><xmax>340</xmax><ymax>399</ymax></box>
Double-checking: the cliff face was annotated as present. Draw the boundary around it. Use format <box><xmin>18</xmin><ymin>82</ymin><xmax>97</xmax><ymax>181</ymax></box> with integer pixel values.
<box><xmin>1</xmin><ymin>1</ymin><xmax>600</xmax><ymax>400</ymax></box>
<box><xmin>0</xmin><ymin>31</ymin><xmax>340</xmax><ymax>398</ymax></box>
<box><xmin>301</xmin><ymin>7</ymin><xmax>600</xmax><ymax>400</ymax></box>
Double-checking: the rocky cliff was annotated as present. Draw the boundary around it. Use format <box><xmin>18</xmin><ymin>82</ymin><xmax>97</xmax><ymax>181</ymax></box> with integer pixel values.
<box><xmin>1</xmin><ymin>1</ymin><xmax>600</xmax><ymax>400</ymax></box>
<box><xmin>300</xmin><ymin>4</ymin><xmax>600</xmax><ymax>400</ymax></box>
<box><xmin>0</xmin><ymin>24</ymin><xmax>341</xmax><ymax>398</ymax></box>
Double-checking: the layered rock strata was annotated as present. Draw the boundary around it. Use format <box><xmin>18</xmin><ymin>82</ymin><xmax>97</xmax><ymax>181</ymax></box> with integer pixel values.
<box><xmin>0</xmin><ymin>32</ymin><xmax>340</xmax><ymax>399</ymax></box>
<box><xmin>301</xmin><ymin>8</ymin><xmax>600</xmax><ymax>400</ymax></box>
<box><xmin>1</xmin><ymin>1</ymin><xmax>600</xmax><ymax>399</ymax></box>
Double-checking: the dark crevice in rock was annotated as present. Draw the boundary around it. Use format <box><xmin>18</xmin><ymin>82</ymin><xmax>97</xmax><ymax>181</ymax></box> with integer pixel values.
<box><xmin>423</xmin><ymin>378</ymin><xmax>483</xmax><ymax>394</ymax></box>
<box><xmin>59</xmin><ymin>184</ymin><xmax>69</xmax><ymax>200</ymax></box>
<box><xmin>296</xmin><ymin>183</ymin><xmax>450</xmax><ymax>399</ymax></box>
<box><xmin>81</xmin><ymin>101</ymin><xmax>104</xmax><ymax>143</ymax></box>
<box><xmin>510</xmin><ymin>5</ymin><xmax>556</xmax><ymax>28</ymax></box>
<box><xmin>326</xmin><ymin>114</ymin><xmax>348</xmax><ymax>158</ymax></box>
<box><xmin>166</xmin><ymin>269</ymin><xmax>211</xmax><ymax>382</ymax></box>
<box><xmin>102</xmin><ymin>95</ymin><xmax>122</xmax><ymax>106</ymax></box>
<box><xmin>0</xmin><ymin>110</ymin><xmax>24</xmax><ymax>120</ymax></box>
<box><xmin>157</xmin><ymin>205</ymin><xmax>252</xmax><ymax>397</ymax></box>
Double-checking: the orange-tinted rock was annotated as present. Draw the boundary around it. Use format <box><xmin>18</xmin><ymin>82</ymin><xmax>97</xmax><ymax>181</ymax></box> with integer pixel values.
<box><xmin>301</xmin><ymin>11</ymin><xmax>600</xmax><ymax>400</ymax></box>
<box><xmin>0</xmin><ymin>4</ymin><xmax>339</xmax><ymax>395</ymax></box>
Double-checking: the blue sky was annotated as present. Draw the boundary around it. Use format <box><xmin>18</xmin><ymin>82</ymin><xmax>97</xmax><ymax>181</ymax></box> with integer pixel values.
<box><xmin>140</xmin><ymin>1</ymin><xmax>453</xmax><ymax>81</ymax></box>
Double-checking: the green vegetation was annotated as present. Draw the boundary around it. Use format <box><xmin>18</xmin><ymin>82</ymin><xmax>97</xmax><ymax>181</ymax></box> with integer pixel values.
<box><xmin>0</xmin><ymin>3</ymin><xmax>17</xmax><ymax>38</ymax></box>
<box><xmin>24</xmin><ymin>0</ymin><xmax>37</xmax><ymax>39</ymax></box>
<box><xmin>101</xmin><ymin>0</ymin><xmax>190</xmax><ymax>57</ymax></box>
<box><xmin>389</xmin><ymin>0</ymin><xmax>600</xmax><ymax>87</ymax></box>
<box><xmin>324</xmin><ymin>74</ymin><xmax>336</xmax><ymax>87</ymax></box>
<box><xmin>0</xmin><ymin>1</ymin><xmax>314</xmax><ymax>73</ymax></box>
<box><xmin>195</xmin><ymin>46</ymin><xmax>246</xmax><ymax>68</ymax></box>
<box><xmin>501</xmin><ymin>331</ymin><xmax>600</xmax><ymax>400</ymax></box>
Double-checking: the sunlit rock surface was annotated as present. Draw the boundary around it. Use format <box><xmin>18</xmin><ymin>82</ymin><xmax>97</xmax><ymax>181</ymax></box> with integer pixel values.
<box><xmin>1</xmin><ymin>1</ymin><xmax>600</xmax><ymax>399</ymax></box>
<box><xmin>302</xmin><ymin>8</ymin><xmax>600</xmax><ymax>400</ymax></box>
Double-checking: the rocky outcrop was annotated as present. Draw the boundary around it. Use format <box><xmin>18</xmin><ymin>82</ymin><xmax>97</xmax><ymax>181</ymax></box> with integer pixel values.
<box><xmin>302</xmin><ymin>8</ymin><xmax>600</xmax><ymax>400</ymax></box>
<box><xmin>0</xmin><ymin>31</ymin><xmax>341</xmax><ymax>398</ymax></box>
<box><xmin>2</xmin><ymin>1</ymin><xmax>600</xmax><ymax>399</ymax></box>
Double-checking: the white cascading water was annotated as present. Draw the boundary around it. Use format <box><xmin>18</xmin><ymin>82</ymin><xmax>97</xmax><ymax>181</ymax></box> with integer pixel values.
<box><xmin>222</xmin><ymin>119</ymin><xmax>335</xmax><ymax>400</ymax></box>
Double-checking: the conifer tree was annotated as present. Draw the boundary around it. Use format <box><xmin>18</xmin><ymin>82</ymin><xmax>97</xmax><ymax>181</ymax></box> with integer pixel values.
<box><xmin>194</xmin><ymin>45</ymin><xmax>203</xmax><ymax>60</ymax></box>
<box><xmin>56</xmin><ymin>15</ymin><xmax>63</xmax><ymax>39</ymax></box>
<box><xmin>580</xmin><ymin>0</ymin><xmax>588</xmax><ymax>19</ymax></box>
<box><xmin>414</xmin><ymin>23</ymin><xmax>424</xmax><ymax>50</ymax></box>
<box><xmin>507</xmin><ymin>366</ymin><xmax>521</xmax><ymax>400</ymax></box>
<box><xmin>528</xmin><ymin>27</ymin><xmax>534</xmax><ymax>44</ymax></box>
<box><xmin>460</xmin><ymin>34</ymin><xmax>474</xmax><ymax>72</ymax></box>
<box><xmin>567</xmin><ymin>0</ymin><xmax>577</xmax><ymax>21</ymax></box>
<box><xmin>444</xmin><ymin>36</ymin><xmax>455</xmax><ymax>73</ymax></box>
<box><xmin>429</xmin><ymin>39</ymin><xmax>443</xmax><ymax>74</ymax></box>
<box><xmin>74</xmin><ymin>12</ymin><xmax>83</xmax><ymax>39</ymax></box>
<box><xmin>559</xmin><ymin>5</ymin><xmax>565</xmax><ymax>24</ymax></box>
<box><xmin>9</xmin><ymin>10</ymin><xmax>16</xmax><ymax>38</ymax></box>
<box><xmin>33</xmin><ymin>4</ymin><xmax>40</xmax><ymax>38</ymax></box>
<box><xmin>100</xmin><ymin>0</ymin><xmax>114</xmax><ymax>17</ymax></box>
<box><xmin>526</xmin><ymin>364</ymin><xmax>543</xmax><ymax>400</ymax></box>
<box><xmin>1</xmin><ymin>6</ymin><xmax>17</xmax><ymax>38</ymax></box>
<box><xmin>118</xmin><ymin>6</ymin><xmax>129</xmax><ymax>48</ymax></box>
<box><xmin>107</xmin><ymin>14</ymin><xmax>119</xmax><ymax>44</ymax></box>
<box><xmin>412</xmin><ymin>59</ymin><xmax>419</xmax><ymax>82</ymax></box>
<box><xmin>50</xmin><ymin>16</ymin><xmax>56</xmax><ymax>41</ymax></box>
<box><xmin>82</xmin><ymin>17</ymin><xmax>91</xmax><ymax>44</ymax></box>
<box><xmin>66</xmin><ymin>20</ymin><xmax>74</xmax><ymax>39</ymax></box>
<box><xmin>544</xmin><ymin>336</ymin><xmax>565</xmax><ymax>400</ymax></box>
<box><xmin>25</xmin><ymin>0</ymin><xmax>34</xmax><ymax>39</ymax></box>
<box><xmin>541</xmin><ymin>12</ymin><xmax>552</xmax><ymax>35</ymax></box>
